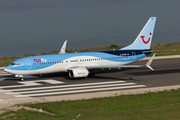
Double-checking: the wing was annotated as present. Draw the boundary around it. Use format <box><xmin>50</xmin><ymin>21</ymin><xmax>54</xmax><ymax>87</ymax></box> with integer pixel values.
<box><xmin>86</xmin><ymin>54</ymin><xmax>156</xmax><ymax>71</ymax></box>
<box><xmin>87</xmin><ymin>65</ymin><xmax>143</xmax><ymax>69</ymax></box>
<box><xmin>59</xmin><ymin>40</ymin><xmax>68</xmax><ymax>54</ymax></box>
<box><xmin>143</xmin><ymin>50</ymin><xmax>175</xmax><ymax>54</ymax></box>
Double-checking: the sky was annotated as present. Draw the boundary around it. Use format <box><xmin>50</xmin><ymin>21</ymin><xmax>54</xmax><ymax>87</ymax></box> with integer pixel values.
<box><xmin>0</xmin><ymin>0</ymin><xmax>180</xmax><ymax>57</ymax></box>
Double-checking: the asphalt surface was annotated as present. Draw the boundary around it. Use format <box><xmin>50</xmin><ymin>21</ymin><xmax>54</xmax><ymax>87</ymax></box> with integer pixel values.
<box><xmin>0</xmin><ymin>56</ymin><xmax>180</xmax><ymax>110</ymax></box>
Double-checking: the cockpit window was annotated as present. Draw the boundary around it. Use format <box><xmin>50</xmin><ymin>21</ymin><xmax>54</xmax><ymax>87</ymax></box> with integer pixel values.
<box><xmin>11</xmin><ymin>63</ymin><xmax>20</xmax><ymax>66</ymax></box>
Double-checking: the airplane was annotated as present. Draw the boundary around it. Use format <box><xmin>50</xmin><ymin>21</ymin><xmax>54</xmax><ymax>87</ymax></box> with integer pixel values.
<box><xmin>5</xmin><ymin>17</ymin><xmax>157</xmax><ymax>81</ymax></box>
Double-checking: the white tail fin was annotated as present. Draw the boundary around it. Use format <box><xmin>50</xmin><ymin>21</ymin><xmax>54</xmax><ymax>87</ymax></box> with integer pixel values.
<box><xmin>121</xmin><ymin>17</ymin><xmax>156</xmax><ymax>50</ymax></box>
<box><xmin>59</xmin><ymin>40</ymin><xmax>67</xmax><ymax>54</ymax></box>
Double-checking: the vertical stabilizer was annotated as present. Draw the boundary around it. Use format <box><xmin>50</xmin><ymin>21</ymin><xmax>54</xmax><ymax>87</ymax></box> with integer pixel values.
<box><xmin>121</xmin><ymin>17</ymin><xmax>156</xmax><ymax>50</ymax></box>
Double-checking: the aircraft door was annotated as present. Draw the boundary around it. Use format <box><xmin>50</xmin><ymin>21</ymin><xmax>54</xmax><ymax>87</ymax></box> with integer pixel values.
<box><xmin>132</xmin><ymin>52</ymin><xmax>136</xmax><ymax>61</ymax></box>
<box><xmin>26</xmin><ymin>59</ymin><xmax>32</xmax><ymax>69</ymax></box>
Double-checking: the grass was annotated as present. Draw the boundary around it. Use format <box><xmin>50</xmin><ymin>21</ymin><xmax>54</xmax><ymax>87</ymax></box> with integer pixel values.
<box><xmin>154</xmin><ymin>50</ymin><xmax>180</xmax><ymax>56</ymax></box>
<box><xmin>1</xmin><ymin>89</ymin><xmax>180</xmax><ymax>120</ymax></box>
<box><xmin>0</xmin><ymin>42</ymin><xmax>180</xmax><ymax>67</ymax></box>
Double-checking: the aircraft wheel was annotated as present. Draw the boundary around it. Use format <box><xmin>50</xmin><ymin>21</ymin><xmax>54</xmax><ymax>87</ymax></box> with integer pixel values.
<box><xmin>91</xmin><ymin>73</ymin><xmax>95</xmax><ymax>77</ymax></box>
<box><xmin>20</xmin><ymin>78</ymin><xmax>24</xmax><ymax>81</ymax></box>
<box><xmin>89</xmin><ymin>73</ymin><xmax>95</xmax><ymax>78</ymax></box>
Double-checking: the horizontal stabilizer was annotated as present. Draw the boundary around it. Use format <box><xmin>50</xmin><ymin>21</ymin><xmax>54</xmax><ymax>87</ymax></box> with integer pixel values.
<box><xmin>145</xmin><ymin>53</ymin><xmax>156</xmax><ymax>71</ymax></box>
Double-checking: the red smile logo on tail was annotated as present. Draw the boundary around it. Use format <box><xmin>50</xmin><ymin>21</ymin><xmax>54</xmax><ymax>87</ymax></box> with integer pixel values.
<box><xmin>141</xmin><ymin>32</ymin><xmax>152</xmax><ymax>44</ymax></box>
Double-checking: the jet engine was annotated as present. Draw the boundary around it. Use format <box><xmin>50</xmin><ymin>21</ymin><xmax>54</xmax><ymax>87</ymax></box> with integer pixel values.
<box><xmin>69</xmin><ymin>67</ymin><xmax>89</xmax><ymax>78</ymax></box>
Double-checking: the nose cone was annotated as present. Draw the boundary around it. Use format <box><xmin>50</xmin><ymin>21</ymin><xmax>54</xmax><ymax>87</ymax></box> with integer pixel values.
<box><xmin>4</xmin><ymin>66</ymin><xmax>12</xmax><ymax>74</ymax></box>
<box><xmin>4</xmin><ymin>68</ymin><xmax>9</xmax><ymax>72</ymax></box>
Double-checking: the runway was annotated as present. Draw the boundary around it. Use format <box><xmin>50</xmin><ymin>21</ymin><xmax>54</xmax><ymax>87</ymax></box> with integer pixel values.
<box><xmin>0</xmin><ymin>55</ymin><xmax>180</xmax><ymax>110</ymax></box>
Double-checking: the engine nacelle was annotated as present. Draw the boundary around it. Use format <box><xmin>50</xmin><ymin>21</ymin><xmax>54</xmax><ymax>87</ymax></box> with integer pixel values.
<box><xmin>69</xmin><ymin>67</ymin><xmax>89</xmax><ymax>78</ymax></box>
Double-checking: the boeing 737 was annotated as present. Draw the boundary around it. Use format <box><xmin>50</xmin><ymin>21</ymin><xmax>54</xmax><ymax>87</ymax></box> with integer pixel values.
<box><xmin>4</xmin><ymin>17</ymin><xmax>156</xmax><ymax>81</ymax></box>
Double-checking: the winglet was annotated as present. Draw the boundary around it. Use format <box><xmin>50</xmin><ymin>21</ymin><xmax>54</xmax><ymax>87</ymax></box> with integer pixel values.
<box><xmin>59</xmin><ymin>40</ymin><xmax>68</xmax><ymax>54</ymax></box>
<box><xmin>146</xmin><ymin>53</ymin><xmax>156</xmax><ymax>71</ymax></box>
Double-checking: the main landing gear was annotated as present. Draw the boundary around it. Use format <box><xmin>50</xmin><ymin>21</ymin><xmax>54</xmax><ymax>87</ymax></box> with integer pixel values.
<box><xmin>89</xmin><ymin>73</ymin><xmax>95</xmax><ymax>78</ymax></box>
<box><xmin>88</xmin><ymin>70</ymin><xmax>96</xmax><ymax>78</ymax></box>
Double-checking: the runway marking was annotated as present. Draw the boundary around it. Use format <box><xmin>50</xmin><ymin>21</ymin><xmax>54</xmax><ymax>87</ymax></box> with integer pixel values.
<box><xmin>1</xmin><ymin>80</ymin><xmax>147</xmax><ymax>98</ymax></box>
<box><xmin>0</xmin><ymin>80</ymin><xmax>126</xmax><ymax>92</ymax></box>
<box><xmin>14</xmin><ymin>85</ymin><xmax>146</xmax><ymax>97</ymax></box>
<box><xmin>0</xmin><ymin>79</ymin><xmax>64</xmax><ymax>89</ymax></box>
<box><xmin>18</xmin><ymin>79</ymin><xmax>64</xmax><ymax>85</ymax></box>
<box><xmin>6</xmin><ymin>83</ymin><xmax>136</xmax><ymax>95</ymax></box>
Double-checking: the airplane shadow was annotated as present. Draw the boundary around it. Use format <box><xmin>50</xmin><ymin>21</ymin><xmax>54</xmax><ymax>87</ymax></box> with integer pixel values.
<box><xmin>94</xmin><ymin>69</ymin><xmax>131</xmax><ymax>74</ymax></box>
<box><xmin>39</xmin><ymin>72</ymin><xmax>68</xmax><ymax>78</ymax></box>
<box><xmin>127</xmin><ymin>69</ymin><xmax>180</xmax><ymax>76</ymax></box>
<box><xmin>3</xmin><ymin>68</ymin><xmax>173</xmax><ymax>81</ymax></box>
<box><xmin>0</xmin><ymin>75</ymin><xmax>41</xmax><ymax>81</ymax></box>
<box><xmin>91</xmin><ymin>75</ymin><xmax>134</xmax><ymax>81</ymax></box>
<box><xmin>35</xmin><ymin>71</ymin><xmax>132</xmax><ymax>81</ymax></box>
<box><xmin>33</xmin><ymin>69</ymin><xmax>138</xmax><ymax>81</ymax></box>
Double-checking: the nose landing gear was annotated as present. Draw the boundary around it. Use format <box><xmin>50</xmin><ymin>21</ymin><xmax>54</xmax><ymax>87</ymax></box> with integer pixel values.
<box><xmin>15</xmin><ymin>75</ymin><xmax>24</xmax><ymax>81</ymax></box>
<box><xmin>20</xmin><ymin>77</ymin><xmax>24</xmax><ymax>81</ymax></box>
